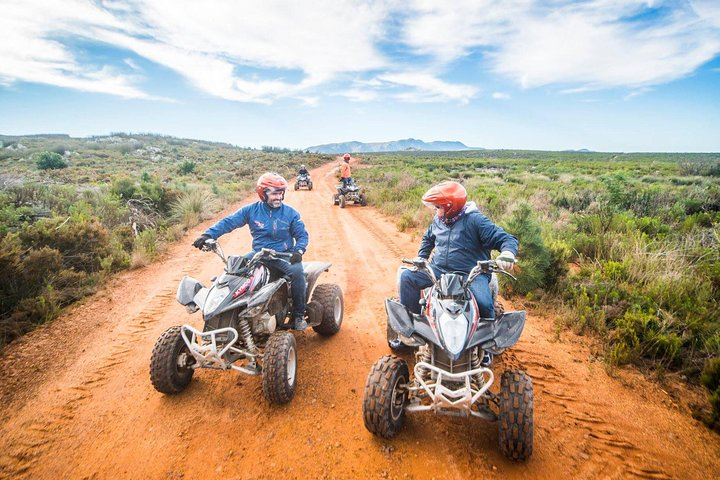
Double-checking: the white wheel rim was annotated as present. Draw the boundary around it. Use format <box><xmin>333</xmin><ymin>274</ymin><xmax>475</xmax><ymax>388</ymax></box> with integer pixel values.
<box><xmin>287</xmin><ymin>345</ymin><xmax>297</xmax><ymax>386</ymax></box>
<box><xmin>333</xmin><ymin>296</ymin><xmax>342</xmax><ymax>325</ymax></box>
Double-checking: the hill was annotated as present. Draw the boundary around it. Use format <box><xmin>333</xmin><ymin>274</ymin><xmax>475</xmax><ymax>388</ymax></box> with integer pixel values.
<box><xmin>306</xmin><ymin>138</ymin><xmax>478</xmax><ymax>153</ymax></box>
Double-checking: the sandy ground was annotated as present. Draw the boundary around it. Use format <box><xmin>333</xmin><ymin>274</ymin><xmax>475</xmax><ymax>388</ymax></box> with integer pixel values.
<box><xmin>0</xmin><ymin>161</ymin><xmax>718</xmax><ymax>480</ymax></box>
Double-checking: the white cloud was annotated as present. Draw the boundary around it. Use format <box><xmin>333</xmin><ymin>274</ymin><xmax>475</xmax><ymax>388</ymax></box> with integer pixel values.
<box><xmin>492</xmin><ymin>92</ymin><xmax>510</xmax><ymax>100</ymax></box>
<box><xmin>377</xmin><ymin>72</ymin><xmax>477</xmax><ymax>103</ymax></box>
<box><xmin>1</xmin><ymin>0</ymin><xmax>720</xmax><ymax>104</ymax></box>
<box><xmin>400</xmin><ymin>0</ymin><xmax>720</xmax><ymax>90</ymax></box>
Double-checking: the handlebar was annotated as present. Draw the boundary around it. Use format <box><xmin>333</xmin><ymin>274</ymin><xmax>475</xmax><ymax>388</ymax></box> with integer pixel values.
<box><xmin>200</xmin><ymin>240</ymin><xmax>293</xmax><ymax>267</ymax></box>
<box><xmin>401</xmin><ymin>257</ymin><xmax>517</xmax><ymax>286</ymax></box>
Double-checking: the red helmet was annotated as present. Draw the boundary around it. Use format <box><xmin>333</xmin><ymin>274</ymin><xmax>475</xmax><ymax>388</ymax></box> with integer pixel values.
<box><xmin>421</xmin><ymin>181</ymin><xmax>467</xmax><ymax>220</ymax></box>
<box><xmin>256</xmin><ymin>172</ymin><xmax>288</xmax><ymax>201</ymax></box>
<box><xmin>343</xmin><ymin>153</ymin><xmax>350</xmax><ymax>162</ymax></box>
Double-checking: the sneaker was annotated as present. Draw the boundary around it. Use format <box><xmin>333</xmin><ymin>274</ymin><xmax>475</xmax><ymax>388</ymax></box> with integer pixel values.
<box><xmin>293</xmin><ymin>315</ymin><xmax>307</xmax><ymax>331</ymax></box>
<box><xmin>480</xmin><ymin>351</ymin><xmax>493</xmax><ymax>367</ymax></box>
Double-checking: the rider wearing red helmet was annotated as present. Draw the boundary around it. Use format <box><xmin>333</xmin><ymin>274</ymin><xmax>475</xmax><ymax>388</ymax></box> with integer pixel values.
<box><xmin>193</xmin><ymin>172</ymin><xmax>310</xmax><ymax>330</ymax></box>
<box><xmin>397</xmin><ymin>181</ymin><xmax>518</xmax><ymax>359</ymax></box>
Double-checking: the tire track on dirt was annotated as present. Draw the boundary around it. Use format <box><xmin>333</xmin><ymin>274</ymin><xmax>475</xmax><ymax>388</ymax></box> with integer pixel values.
<box><xmin>501</xmin><ymin>345</ymin><xmax>674</xmax><ymax>480</ymax></box>
<box><xmin>0</xmin><ymin>284</ymin><xmax>180</xmax><ymax>479</ymax></box>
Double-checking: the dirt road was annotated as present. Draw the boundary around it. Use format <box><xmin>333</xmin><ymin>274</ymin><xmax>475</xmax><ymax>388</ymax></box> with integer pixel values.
<box><xmin>1</xmin><ymin>162</ymin><xmax>718</xmax><ymax>479</ymax></box>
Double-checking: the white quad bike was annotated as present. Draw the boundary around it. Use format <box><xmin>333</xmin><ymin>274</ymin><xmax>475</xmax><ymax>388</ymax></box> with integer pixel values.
<box><xmin>294</xmin><ymin>173</ymin><xmax>313</xmax><ymax>190</ymax></box>
<box><xmin>362</xmin><ymin>258</ymin><xmax>533</xmax><ymax>461</ymax></box>
<box><xmin>150</xmin><ymin>240</ymin><xmax>343</xmax><ymax>404</ymax></box>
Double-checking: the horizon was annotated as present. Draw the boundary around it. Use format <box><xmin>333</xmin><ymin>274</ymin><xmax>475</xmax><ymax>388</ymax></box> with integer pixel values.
<box><xmin>5</xmin><ymin>131</ymin><xmax>720</xmax><ymax>154</ymax></box>
<box><xmin>2</xmin><ymin>1</ymin><xmax>720</xmax><ymax>152</ymax></box>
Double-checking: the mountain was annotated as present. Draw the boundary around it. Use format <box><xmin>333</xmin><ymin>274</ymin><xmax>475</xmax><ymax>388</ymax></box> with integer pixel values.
<box><xmin>306</xmin><ymin>138</ymin><xmax>479</xmax><ymax>153</ymax></box>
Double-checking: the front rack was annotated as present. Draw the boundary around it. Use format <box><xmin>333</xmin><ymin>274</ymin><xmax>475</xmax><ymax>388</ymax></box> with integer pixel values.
<box><xmin>180</xmin><ymin>325</ymin><xmax>262</xmax><ymax>375</ymax></box>
<box><xmin>406</xmin><ymin>361</ymin><xmax>496</xmax><ymax>420</ymax></box>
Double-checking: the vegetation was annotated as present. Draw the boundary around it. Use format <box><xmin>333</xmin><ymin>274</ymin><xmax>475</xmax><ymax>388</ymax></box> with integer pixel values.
<box><xmin>351</xmin><ymin>149</ymin><xmax>719</xmax><ymax>425</ymax></box>
<box><xmin>0</xmin><ymin>133</ymin><xmax>331</xmax><ymax>347</ymax></box>
<box><xmin>36</xmin><ymin>151</ymin><xmax>68</xmax><ymax>170</ymax></box>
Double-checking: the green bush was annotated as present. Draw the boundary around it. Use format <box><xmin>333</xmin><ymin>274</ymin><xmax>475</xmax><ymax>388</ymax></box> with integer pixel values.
<box><xmin>36</xmin><ymin>151</ymin><xmax>68</xmax><ymax>170</ymax></box>
<box><xmin>700</xmin><ymin>358</ymin><xmax>720</xmax><ymax>428</ymax></box>
<box><xmin>179</xmin><ymin>160</ymin><xmax>197</xmax><ymax>174</ymax></box>
<box><xmin>504</xmin><ymin>203</ymin><xmax>551</xmax><ymax>294</ymax></box>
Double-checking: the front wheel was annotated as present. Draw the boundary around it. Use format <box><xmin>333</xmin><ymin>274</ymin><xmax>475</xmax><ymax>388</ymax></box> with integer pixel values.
<box><xmin>294</xmin><ymin>182</ymin><xmax>299</xmax><ymax>191</ymax></box>
<box><xmin>498</xmin><ymin>370</ymin><xmax>534</xmax><ymax>461</ymax></box>
<box><xmin>363</xmin><ymin>355</ymin><xmax>409</xmax><ymax>438</ymax></box>
<box><xmin>308</xmin><ymin>182</ymin><xmax>313</xmax><ymax>190</ymax></box>
<box><xmin>332</xmin><ymin>194</ymin><xmax>339</xmax><ymax>205</ymax></box>
<box><xmin>150</xmin><ymin>326</ymin><xmax>195</xmax><ymax>394</ymax></box>
<box><xmin>311</xmin><ymin>284</ymin><xmax>344</xmax><ymax>335</ymax></box>
<box><xmin>339</xmin><ymin>195</ymin><xmax>346</xmax><ymax>208</ymax></box>
<box><xmin>359</xmin><ymin>194</ymin><xmax>367</xmax><ymax>206</ymax></box>
<box><xmin>262</xmin><ymin>331</ymin><xmax>297</xmax><ymax>404</ymax></box>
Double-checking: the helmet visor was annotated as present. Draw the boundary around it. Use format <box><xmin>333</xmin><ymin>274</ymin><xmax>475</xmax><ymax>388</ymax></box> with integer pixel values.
<box><xmin>422</xmin><ymin>200</ymin><xmax>446</xmax><ymax>217</ymax></box>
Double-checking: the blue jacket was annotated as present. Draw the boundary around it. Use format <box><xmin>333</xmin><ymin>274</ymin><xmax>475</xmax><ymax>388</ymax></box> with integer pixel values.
<box><xmin>204</xmin><ymin>201</ymin><xmax>309</xmax><ymax>254</ymax></box>
<box><xmin>418</xmin><ymin>202</ymin><xmax>518</xmax><ymax>275</ymax></box>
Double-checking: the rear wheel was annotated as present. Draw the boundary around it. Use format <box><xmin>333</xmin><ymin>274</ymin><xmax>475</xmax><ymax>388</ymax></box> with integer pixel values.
<box><xmin>498</xmin><ymin>370</ymin><xmax>534</xmax><ymax>461</ymax></box>
<box><xmin>311</xmin><ymin>284</ymin><xmax>344</xmax><ymax>335</ymax></box>
<box><xmin>262</xmin><ymin>331</ymin><xmax>297</xmax><ymax>404</ymax></box>
<box><xmin>363</xmin><ymin>355</ymin><xmax>409</xmax><ymax>438</ymax></box>
<box><xmin>333</xmin><ymin>194</ymin><xmax>339</xmax><ymax>205</ymax></box>
<box><xmin>339</xmin><ymin>195</ymin><xmax>346</xmax><ymax>208</ymax></box>
<box><xmin>150</xmin><ymin>326</ymin><xmax>195</xmax><ymax>394</ymax></box>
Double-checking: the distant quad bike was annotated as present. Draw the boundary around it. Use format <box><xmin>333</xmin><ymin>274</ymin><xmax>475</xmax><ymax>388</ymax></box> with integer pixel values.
<box><xmin>294</xmin><ymin>173</ymin><xmax>313</xmax><ymax>190</ymax></box>
<box><xmin>332</xmin><ymin>180</ymin><xmax>367</xmax><ymax>208</ymax></box>
<box><xmin>150</xmin><ymin>240</ymin><xmax>343</xmax><ymax>404</ymax></box>
<box><xmin>363</xmin><ymin>258</ymin><xmax>533</xmax><ymax>461</ymax></box>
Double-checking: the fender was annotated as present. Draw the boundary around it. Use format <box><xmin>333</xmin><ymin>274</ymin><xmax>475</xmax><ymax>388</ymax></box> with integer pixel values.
<box><xmin>467</xmin><ymin>310</ymin><xmax>526</xmax><ymax>353</ymax></box>
<box><xmin>177</xmin><ymin>275</ymin><xmax>204</xmax><ymax>306</ymax></box>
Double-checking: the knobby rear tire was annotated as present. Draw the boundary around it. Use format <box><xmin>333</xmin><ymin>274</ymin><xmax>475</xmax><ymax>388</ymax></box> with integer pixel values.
<box><xmin>498</xmin><ymin>370</ymin><xmax>534</xmax><ymax>461</ymax></box>
<box><xmin>311</xmin><ymin>284</ymin><xmax>344</xmax><ymax>335</ymax></box>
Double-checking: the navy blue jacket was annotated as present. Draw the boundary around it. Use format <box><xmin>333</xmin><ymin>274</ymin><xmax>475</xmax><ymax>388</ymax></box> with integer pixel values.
<box><xmin>204</xmin><ymin>201</ymin><xmax>309</xmax><ymax>254</ymax></box>
<box><xmin>418</xmin><ymin>202</ymin><xmax>518</xmax><ymax>275</ymax></box>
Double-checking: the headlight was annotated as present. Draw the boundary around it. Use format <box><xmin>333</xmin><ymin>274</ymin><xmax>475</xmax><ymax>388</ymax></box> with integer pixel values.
<box><xmin>203</xmin><ymin>286</ymin><xmax>229</xmax><ymax>315</ymax></box>
<box><xmin>437</xmin><ymin>311</ymin><xmax>469</xmax><ymax>355</ymax></box>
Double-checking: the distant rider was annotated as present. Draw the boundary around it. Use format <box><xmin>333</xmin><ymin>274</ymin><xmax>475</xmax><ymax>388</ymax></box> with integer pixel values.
<box><xmin>298</xmin><ymin>164</ymin><xmax>309</xmax><ymax>176</ymax></box>
<box><xmin>192</xmin><ymin>172</ymin><xmax>310</xmax><ymax>330</ymax></box>
<box><xmin>340</xmin><ymin>153</ymin><xmax>352</xmax><ymax>188</ymax></box>
<box><xmin>397</xmin><ymin>181</ymin><xmax>518</xmax><ymax>362</ymax></box>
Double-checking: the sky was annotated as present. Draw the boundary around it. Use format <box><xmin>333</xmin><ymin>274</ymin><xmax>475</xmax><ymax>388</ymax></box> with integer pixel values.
<box><xmin>1</xmin><ymin>0</ymin><xmax>720</xmax><ymax>152</ymax></box>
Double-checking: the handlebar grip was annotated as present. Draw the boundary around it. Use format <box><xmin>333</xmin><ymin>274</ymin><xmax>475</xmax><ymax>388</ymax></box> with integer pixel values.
<box><xmin>401</xmin><ymin>258</ymin><xmax>414</xmax><ymax>265</ymax></box>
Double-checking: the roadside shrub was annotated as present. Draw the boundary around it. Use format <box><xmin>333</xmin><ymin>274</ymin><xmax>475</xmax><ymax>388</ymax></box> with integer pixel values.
<box><xmin>36</xmin><ymin>151</ymin><xmax>68</xmax><ymax>170</ymax></box>
<box><xmin>504</xmin><ymin>203</ymin><xmax>551</xmax><ymax>295</ymax></box>
<box><xmin>171</xmin><ymin>188</ymin><xmax>218</xmax><ymax>229</ymax></box>
<box><xmin>132</xmin><ymin>228</ymin><xmax>159</xmax><ymax>268</ymax></box>
<box><xmin>608</xmin><ymin>309</ymin><xmax>682</xmax><ymax>367</ymax></box>
<box><xmin>700</xmin><ymin>358</ymin><xmax>720</xmax><ymax>428</ymax></box>
<box><xmin>19</xmin><ymin>216</ymin><xmax>113</xmax><ymax>272</ymax></box>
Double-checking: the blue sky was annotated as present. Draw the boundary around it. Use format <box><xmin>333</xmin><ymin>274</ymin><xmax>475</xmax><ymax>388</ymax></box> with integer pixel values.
<box><xmin>1</xmin><ymin>0</ymin><xmax>719</xmax><ymax>152</ymax></box>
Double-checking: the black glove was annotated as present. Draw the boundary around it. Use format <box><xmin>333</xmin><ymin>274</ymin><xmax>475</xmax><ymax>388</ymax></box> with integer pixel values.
<box><xmin>192</xmin><ymin>234</ymin><xmax>212</xmax><ymax>250</ymax></box>
<box><xmin>290</xmin><ymin>251</ymin><xmax>303</xmax><ymax>264</ymax></box>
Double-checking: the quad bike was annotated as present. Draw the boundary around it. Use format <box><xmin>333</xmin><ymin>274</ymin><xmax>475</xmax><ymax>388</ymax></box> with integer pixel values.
<box><xmin>294</xmin><ymin>173</ymin><xmax>313</xmax><ymax>190</ymax></box>
<box><xmin>332</xmin><ymin>180</ymin><xmax>367</xmax><ymax>208</ymax></box>
<box><xmin>150</xmin><ymin>240</ymin><xmax>343</xmax><ymax>404</ymax></box>
<box><xmin>362</xmin><ymin>258</ymin><xmax>532</xmax><ymax>461</ymax></box>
